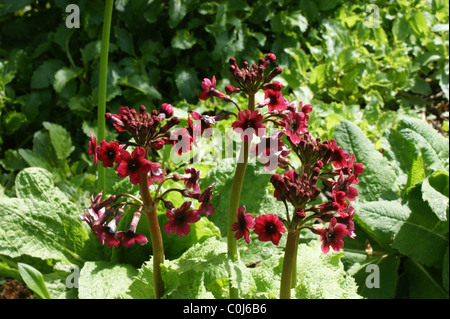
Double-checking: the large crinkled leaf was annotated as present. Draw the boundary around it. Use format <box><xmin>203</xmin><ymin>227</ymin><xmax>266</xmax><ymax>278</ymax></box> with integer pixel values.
<box><xmin>333</xmin><ymin>120</ymin><xmax>398</xmax><ymax>201</ymax></box>
<box><xmin>345</xmin><ymin>252</ymin><xmax>401</xmax><ymax>299</ymax></box>
<box><xmin>126</xmin><ymin>236</ymin><xmax>252</xmax><ymax>299</ymax></box>
<box><xmin>0</xmin><ymin>198</ymin><xmax>97</xmax><ymax>263</ymax></box>
<box><xmin>15</xmin><ymin>167</ymin><xmax>78</xmax><ymax>212</ymax></box>
<box><xmin>396</xmin><ymin>116</ymin><xmax>449</xmax><ymax>172</ymax></box>
<box><xmin>404</xmin><ymin>258</ymin><xmax>449</xmax><ymax>299</ymax></box>
<box><xmin>353</xmin><ymin>200</ymin><xmax>410</xmax><ymax>250</ymax></box>
<box><xmin>79</xmin><ymin>261</ymin><xmax>138</xmax><ymax>299</ymax></box>
<box><xmin>392</xmin><ymin>185</ymin><xmax>449</xmax><ymax>268</ymax></box>
<box><xmin>126</xmin><ymin>237</ymin><xmax>360</xmax><ymax>299</ymax></box>
<box><xmin>421</xmin><ymin>170</ymin><xmax>449</xmax><ymax>222</ymax></box>
<box><xmin>0</xmin><ymin>168</ymin><xmax>103</xmax><ymax>264</ymax></box>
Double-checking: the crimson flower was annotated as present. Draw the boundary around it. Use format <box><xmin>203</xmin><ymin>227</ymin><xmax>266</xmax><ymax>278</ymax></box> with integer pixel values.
<box><xmin>199</xmin><ymin>76</ymin><xmax>225</xmax><ymax>101</ymax></box>
<box><xmin>251</xmin><ymin>130</ymin><xmax>290</xmax><ymax>172</ymax></box>
<box><xmin>254</xmin><ymin>214</ymin><xmax>286</xmax><ymax>245</ymax></box>
<box><xmin>332</xmin><ymin>171</ymin><xmax>359</xmax><ymax>202</ymax></box>
<box><xmin>160</xmin><ymin>103</ymin><xmax>174</xmax><ymax>118</ymax></box>
<box><xmin>232</xmin><ymin>109</ymin><xmax>266</xmax><ymax>142</ymax></box>
<box><xmin>328</xmin><ymin>139</ymin><xmax>349</xmax><ymax>168</ymax></box>
<box><xmin>171</xmin><ymin>127</ymin><xmax>193</xmax><ymax>155</ymax></box>
<box><xmin>116</xmin><ymin>211</ymin><xmax>148</xmax><ymax>248</ymax></box>
<box><xmin>283</xmin><ymin>110</ymin><xmax>308</xmax><ymax>144</ymax></box>
<box><xmin>343</xmin><ymin>154</ymin><xmax>364</xmax><ymax>183</ymax></box>
<box><xmin>317</xmin><ymin>217</ymin><xmax>348</xmax><ymax>254</ymax></box>
<box><xmin>91</xmin><ymin>211</ymin><xmax>123</xmax><ymax>248</ymax></box>
<box><xmin>183</xmin><ymin>167</ymin><xmax>201</xmax><ymax>193</ymax></box>
<box><xmin>231</xmin><ymin>205</ymin><xmax>255</xmax><ymax>244</ymax></box>
<box><xmin>88</xmin><ymin>132</ymin><xmax>98</xmax><ymax>166</ymax></box>
<box><xmin>264</xmin><ymin>89</ymin><xmax>287</xmax><ymax>111</ymax></box>
<box><xmin>163</xmin><ymin>201</ymin><xmax>201</xmax><ymax>237</ymax></box>
<box><xmin>198</xmin><ymin>183</ymin><xmax>215</xmax><ymax>217</ymax></box>
<box><xmin>115</xmin><ymin>147</ymin><xmax>153</xmax><ymax>185</ymax></box>
<box><xmin>97</xmin><ymin>140</ymin><xmax>122</xmax><ymax>167</ymax></box>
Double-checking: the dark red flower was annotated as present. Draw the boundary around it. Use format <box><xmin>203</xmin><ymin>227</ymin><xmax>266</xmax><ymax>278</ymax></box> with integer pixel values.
<box><xmin>91</xmin><ymin>210</ymin><xmax>123</xmax><ymax>248</ymax></box>
<box><xmin>343</xmin><ymin>154</ymin><xmax>364</xmax><ymax>183</ymax></box>
<box><xmin>183</xmin><ymin>167</ymin><xmax>201</xmax><ymax>193</ymax></box>
<box><xmin>97</xmin><ymin>140</ymin><xmax>122</xmax><ymax>167</ymax></box>
<box><xmin>332</xmin><ymin>171</ymin><xmax>359</xmax><ymax>202</ymax></box>
<box><xmin>316</xmin><ymin>217</ymin><xmax>348</xmax><ymax>254</ymax></box>
<box><xmin>254</xmin><ymin>214</ymin><xmax>286</xmax><ymax>245</ymax></box>
<box><xmin>199</xmin><ymin>76</ymin><xmax>225</xmax><ymax>101</ymax></box>
<box><xmin>231</xmin><ymin>205</ymin><xmax>255</xmax><ymax>244</ymax></box>
<box><xmin>251</xmin><ymin>130</ymin><xmax>290</xmax><ymax>172</ymax></box>
<box><xmin>116</xmin><ymin>211</ymin><xmax>148</xmax><ymax>248</ymax></box>
<box><xmin>283</xmin><ymin>110</ymin><xmax>308</xmax><ymax>144</ymax></box>
<box><xmin>231</xmin><ymin>109</ymin><xmax>266</xmax><ymax>142</ymax></box>
<box><xmin>159</xmin><ymin>103</ymin><xmax>174</xmax><ymax>118</ymax></box>
<box><xmin>264</xmin><ymin>89</ymin><xmax>287</xmax><ymax>111</ymax></box>
<box><xmin>163</xmin><ymin>201</ymin><xmax>201</xmax><ymax>237</ymax></box>
<box><xmin>328</xmin><ymin>139</ymin><xmax>349</xmax><ymax>168</ymax></box>
<box><xmin>88</xmin><ymin>131</ymin><xmax>98</xmax><ymax>166</ymax></box>
<box><xmin>115</xmin><ymin>147</ymin><xmax>153</xmax><ymax>185</ymax></box>
<box><xmin>170</xmin><ymin>127</ymin><xmax>193</xmax><ymax>155</ymax></box>
<box><xmin>198</xmin><ymin>183</ymin><xmax>215</xmax><ymax>217</ymax></box>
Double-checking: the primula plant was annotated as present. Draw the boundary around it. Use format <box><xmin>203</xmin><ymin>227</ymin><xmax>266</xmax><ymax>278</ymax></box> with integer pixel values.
<box><xmin>195</xmin><ymin>53</ymin><xmax>364</xmax><ymax>299</ymax></box>
<box><xmin>85</xmin><ymin>104</ymin><xmax>215</xmax><ymax>299</ymax></box>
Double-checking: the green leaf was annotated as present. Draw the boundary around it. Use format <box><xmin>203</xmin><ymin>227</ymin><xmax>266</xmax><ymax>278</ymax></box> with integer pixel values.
<box><xmin>18</xmin><ymin>263</ymin><xmax>52</xmax><ymax>299</ymax></box>
<box><xmin>53</xmin><ymin>67</ymin><xmax>79</xmax><ymax>93</ymax></box>
<box><xmin>439</xmin><ymin>62</ymin><xmax>449</xmax><ymax>99</ymax></box>
<box><xmin>354</xmin><ymin>200</ymin><xmax>411</xmax><ymax>250</ymax></box>
<box><xmin>120</xmin><ymin>74</ymin><xmax>162</xmax><ymax>100</ymax></box>
<box><xmin>409</xmin><ymin>11</ymin><xmax>430</xmax><ymax>37</ymax></box>
<box><xmin>30</xmin><ymin>60</ymin><xmax>64</xmax><ymax>89</ymax></box>
<box><xmin>171</xmin><ymin>29</ymin><xmax>196</xmax><ymax>50</ymax></box>
<box><xmin>199</xmin><ymin>159</ymin><xmax>272</xmax><ymax>235</ymax></box>
<box><xmin>334</xmin><ymin>120</ymin><xmax>398</xmax><ymax>201</ymax></box>
<box><xmin>79</xmin><ymin>261</ymin><xmax>138</xmax><ymax>299</ymax></box>
<box><xmin>42</xmin><ymin>121</ymin><xmax>75</xmax><ymax>160</ymax></box>
<box><xmin>421</xmin><ymin>171</ymin><xmax>449</xmax><ymax>221</ymax></box>
<box><xmin>345</xmin><ymin>252</ymin><xmax>401</xmax><ymax>299</ymax></box>
<box><xmin>0</xmin><ymin>168</ymin><xmax>102</xmax><ymax>264</ymax></box>
<box><xmin>175</xmin><ymin>66</ymin><xmax>198</xmax><ymax>100</ymax></box>
<box><xmin>396</xmin><ymin>116</ymin><xmax>449</xmax><ymax>172</ymax></box>
<box><xmin>404</xmin><ymin>259</ymin><xmax>448</xmax><ymax>299</ymax></box>
<box><xmin>168</xmin><ymin>0</ymin><xmax>187</xmax><ymax>28</ymax></box>
<box><xmin>2</xmin><ymin>111</ymin><xmax>26</xmax><ymax>135</ymax></box>
<box><xmin>393</xmin><ymin>185</ymin><xmax>449</xmax><ymax>267</ymax></box>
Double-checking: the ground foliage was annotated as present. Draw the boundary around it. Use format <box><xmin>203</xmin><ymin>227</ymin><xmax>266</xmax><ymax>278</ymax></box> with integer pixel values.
<box><xmin>0</xmin><ymin>0</ymin><xmax>448</xmax><ymax>299</ymax></box>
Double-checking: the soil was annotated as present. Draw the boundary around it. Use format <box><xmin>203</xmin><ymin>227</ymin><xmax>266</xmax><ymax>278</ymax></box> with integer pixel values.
<box><xmin>0</xmin><ymin>277</ymin><xmax>33</xmax><ymax>299</ymax></box>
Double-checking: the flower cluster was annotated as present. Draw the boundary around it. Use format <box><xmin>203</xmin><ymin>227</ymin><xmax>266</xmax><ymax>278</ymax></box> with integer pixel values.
<box><xmin>83</xmin><ymin>103</ymin><xmax>216</xmax><ymax>248</ymax></box>
<box><xmin>197</xmin><ymin>53</ymin><xmax>364</xmax><ymax>254</ymax></box>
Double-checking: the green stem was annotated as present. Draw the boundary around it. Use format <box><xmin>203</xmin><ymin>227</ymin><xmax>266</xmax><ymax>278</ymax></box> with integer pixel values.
<box><xmin>226</xmin><ymin>93</ymin><xmax>255</xmax><ymax>299</ymax></box>
<box><xmin>140</xmin><ymin>174</ymin><xmax>165</xmax><ymax>299</ymax></box>
<box><xmin>97</xmin><ymin>0</ymin><xmax>114</xmax><ymax>195</ymax></box>
<box><xmin>280</xmin><ymin>230</ymin><xmax>300</xmax><ymax>299</ymax></box>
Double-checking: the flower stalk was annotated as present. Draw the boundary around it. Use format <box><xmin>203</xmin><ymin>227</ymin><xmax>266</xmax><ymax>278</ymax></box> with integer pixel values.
<box><xmin>280</xmin><ymin>229</ymin><xmax>300</xmax><ymax>299</ymax></box>
<box><xmin>97</xmin><ymin>0</ymin><xmax>114</xmax><ymax>195</ymax></box>
<box><xmin>140</xmin><ymin>173</ymin><xmax>165</xmax><ymax>299</ymax></box>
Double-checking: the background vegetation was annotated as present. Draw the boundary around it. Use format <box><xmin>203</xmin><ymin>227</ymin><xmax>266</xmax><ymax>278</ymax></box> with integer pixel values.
<box><xmin>0</xmin><ymin>0</ymin><xmax>448</xmax><ymax>299</ymax></box>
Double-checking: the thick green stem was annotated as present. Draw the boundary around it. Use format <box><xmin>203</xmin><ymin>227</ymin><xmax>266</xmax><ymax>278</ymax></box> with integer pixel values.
<box><xmin>97</xmin><ymin>0</ymin><xmax>114</xmax><ymax>194</ymax></box>
<box><xmin>226</xmin><ymin>94</ymin><xmax>255</xmax><ymax>299</ymax></box>
<box><xmin>280</xmin><ymin>230</ymin><xmax>300</xmax><ymax>299</ymax></box>
<box><xmin>140</xmin><ymin>175</ymin><xmax>165</xmax><ymax>299</ymax></box>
